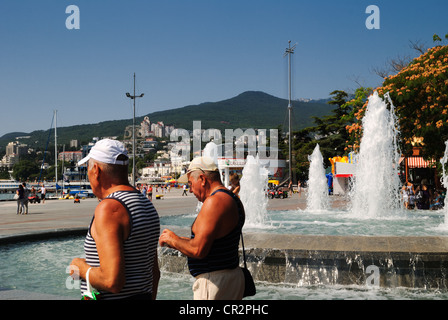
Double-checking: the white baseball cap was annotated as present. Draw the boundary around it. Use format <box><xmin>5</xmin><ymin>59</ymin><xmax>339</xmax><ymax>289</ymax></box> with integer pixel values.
<box><xmin>178</xmin><ymin>156</ymin><xmax>218</xmax><ymax>183</ymax></box>
<box><xmin>78</xmin><ymin>139</ymin><xmax>129</xmax><ymax>166</ymax></box>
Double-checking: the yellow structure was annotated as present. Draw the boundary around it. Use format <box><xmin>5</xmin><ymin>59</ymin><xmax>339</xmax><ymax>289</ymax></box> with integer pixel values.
<box><xmin>329</xmin><ymin>156</ymin><xmax>349</xmax><ymax>175</ymax></box>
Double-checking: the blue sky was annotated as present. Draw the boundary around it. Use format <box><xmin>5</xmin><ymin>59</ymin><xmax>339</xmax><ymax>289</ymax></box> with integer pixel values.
<box><xmin>0</xmin><ymin>0</ymin><xmax>447</xmax><ymax>137</ymax></box>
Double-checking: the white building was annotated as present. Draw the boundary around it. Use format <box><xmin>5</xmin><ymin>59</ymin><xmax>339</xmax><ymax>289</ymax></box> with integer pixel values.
<box><xmin>142</xmin><ymin>161</ymin><xmax>171</xmax><ymax>178</ymax></box>
<box><xmin>58</xmin><ymin>151</ymin><xmax>83</xmax><ymax>163</ymax></box>
<box><xmin>1</xmin><ymin>141</ymin><xmax>28</xmax><ymax>168</ymax></box>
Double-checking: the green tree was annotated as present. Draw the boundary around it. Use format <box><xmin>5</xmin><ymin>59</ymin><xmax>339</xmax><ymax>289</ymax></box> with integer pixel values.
<box><xmin>12</xmin><ymin>160</ymin><xmax>40</xmax><ymax>181</ymax></box>
<box><xmin>0</xmin><ymin>167</ymin><xmax>10</xmax><ymax>179</ymax></box>
<box><xmin>343</xmin><ymin>87</ymin><xmax>374</xmax><ymax>153</ymax></box>
<box><xmin>291</xmin><ymin>90</ymin><xmax>355</xmax><ymax>180</ymax></box>
<box><xmin>433</xmin><ymin>34</ymin><xmax>442</xmax><ymax>43</ymax></box>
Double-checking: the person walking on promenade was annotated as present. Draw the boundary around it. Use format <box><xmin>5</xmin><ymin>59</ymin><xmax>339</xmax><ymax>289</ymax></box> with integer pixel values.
<box><xmin>159</xmin><ymin>156</ymin><xmax>245</xmax><ymax>300</ymax></box>
<box><xmin>182</xmin><ymin>183</ymin><xmax>188</xmax><ymax>196</ymax></box>
<box><xmin>69</xmin><ymin>139</ymin><xmax>160</xmax><ymax>300</ymax></box>
<box><xmin>16</xmin><ymin>184</ymin><xmax>24</xmax><ymax>214</ymax></box>
<box><xmin>39</xmin><ymin>184</ymin><xmax>46</xmax><ymax>204</ymax></box>
<box><xmin>148</xmin><ymin>185</ymin><xmax>153</xmax><ymax>201</ymax></box>
<box><xmin>21</xmin><ymin>182</ymin><xmax>29</xmax><ymax>214</ymax></box>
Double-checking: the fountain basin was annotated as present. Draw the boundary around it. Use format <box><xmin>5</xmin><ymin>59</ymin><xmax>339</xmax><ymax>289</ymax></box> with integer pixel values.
<box><xmin>244</xmin><ymin>233</ymin><xmax>448</xmax><ymax>289</ymax></box>
<box><xmin>159</xmin><ymin>226</ymin><xmax>448</xmax><ymax>289</ymax></box>
<box><xmin>2</xmin><ymin>225</ymin><xmax>448</xmax><ymax>297</ymax></box>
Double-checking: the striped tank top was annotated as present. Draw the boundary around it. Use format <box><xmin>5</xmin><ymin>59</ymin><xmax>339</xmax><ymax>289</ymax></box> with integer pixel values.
<box><xmin>81</xmin><ymin>190</ymin><xmax>160</xmax><ymax>299</ymax></box>
<box><xmin>188</xmin><ymin>188</ymin><xmax>245</xmax><ymax>277</ymax></box>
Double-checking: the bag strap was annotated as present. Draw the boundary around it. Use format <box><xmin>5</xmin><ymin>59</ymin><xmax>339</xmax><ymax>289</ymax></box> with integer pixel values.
<box><xmin>240</xmin><ymin>232</ymin><xmax>248</xmax><ymax>269</ymax></box>
<box><xmin>210</xmin><ymin>189</ymin><xmax>248</xmax><ymax>268</ymax></box>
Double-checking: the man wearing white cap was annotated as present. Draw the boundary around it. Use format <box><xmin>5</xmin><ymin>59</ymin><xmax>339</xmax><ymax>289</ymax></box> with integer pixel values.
<box><xmin>70</xmin><ymin>139</ymin><xmax>160</xmax><ymax>300</ymax></box>
<box><xmin>159</xmin><ymin>156</ymin><xmax>245</xmax><ymax>300</ymax></box>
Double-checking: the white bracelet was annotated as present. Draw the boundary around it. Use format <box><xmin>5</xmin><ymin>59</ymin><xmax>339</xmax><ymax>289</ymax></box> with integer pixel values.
<box><xmin>86</xmin><ymin>267</ymin><xmax>93</xmax><ymax>291</ymax></box>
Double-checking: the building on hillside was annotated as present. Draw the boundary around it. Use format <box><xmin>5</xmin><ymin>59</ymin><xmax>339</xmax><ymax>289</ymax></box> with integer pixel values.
<box><xmin>70</xmin><ymin>140</ymin><xmax>79</xmax><ymax>149</ymax></box>
<box><xmin>141</xmin><ymin>139</ymin><xmax>158</xmax><ymax>152</ymax></box>
<box><xmin>6</xmin><ymin>141</ymin><xmax>28</xmax><ymax>158</ymax></box>
<box><xmin>1</xmin><ymin>141</ymin><xmax>29</xmax><ymax>168</ymax></box>
<box><xmin>142</xmin><ymin>161</ymin><xmax>171</xmax><ymax>179</ymax></box>
<box><xmin>58</xmin><ymin>151</ymin><xmax>83</xmax><ymax>163</ymax></box>
<box><xmin>140</xmin><ymin>116</ymin><xmax>151</xmax><ymax>137</ymax></box>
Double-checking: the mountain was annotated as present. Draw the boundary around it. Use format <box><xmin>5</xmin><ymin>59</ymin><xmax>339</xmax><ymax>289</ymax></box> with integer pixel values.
<box><xmin>147</xmin><ymin>91</ymin><xmax>333</xmax><ymax>131</ymax></box>
<box><xmin>0</xmin><ymin>91</ymin><xmax>334</xmax><ymax>152</ymax></box>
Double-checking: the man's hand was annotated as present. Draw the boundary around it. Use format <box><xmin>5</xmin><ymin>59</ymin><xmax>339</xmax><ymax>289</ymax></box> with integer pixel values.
<box><xmin>69</xmin><ymin>257</ymin><xmax>86</xmax><ymax>279</ymax></box>
<box><xmin>159</xmin><ymin>229</ymin><xmax>176</xmax><ymax>248</ymax></box>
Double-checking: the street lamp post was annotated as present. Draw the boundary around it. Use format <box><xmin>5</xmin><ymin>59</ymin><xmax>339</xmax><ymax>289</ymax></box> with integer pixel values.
<box><xmin>284</xmin><ymin>41</ymin><xmax>297</xmax><ymax>185</ymax></box>
<box><xmin>126</xmin><ymin>73</ymin><xmax>144</xmax><ymax>186</ymax></box>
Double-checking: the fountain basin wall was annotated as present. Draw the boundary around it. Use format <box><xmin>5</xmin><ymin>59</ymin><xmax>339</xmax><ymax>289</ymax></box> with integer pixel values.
<box><xmin>159</xmin><ymin>228</ymin><xmax>448</xmax><ymax>289</ymax></box>
<box><xmin>5</xmin><ymin>225</ymin><xmax>448</xmax><ymax>290</ymax></box>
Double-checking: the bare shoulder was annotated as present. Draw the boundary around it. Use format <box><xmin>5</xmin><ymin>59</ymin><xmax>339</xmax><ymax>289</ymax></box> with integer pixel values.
<box><xmin>95</xmin><ymin>198</ymin><xmax>127</xmax><ymax>216</ymax></box>
<box><xmin>193</xmin><ymin>190</ymin><xmax>238</xmax><ymax>238</ymax></box>
<box><xmin>93</xmin><ymin>198</ymin><xmax>130</xmax><ymax>232</ymax></box>
<box><xmin>204</xmin><ymin>190</ymin><xmax>235</xmax><ymax>213</ymax></box>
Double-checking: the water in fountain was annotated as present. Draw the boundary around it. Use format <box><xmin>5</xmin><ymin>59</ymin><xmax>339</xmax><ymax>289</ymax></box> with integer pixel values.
<box><xmin>239</xmin><ymin>154</ymin><xmax>269</xmax><ymax>228</ymax></box>
<box><xmin>4</xmin><ymin>235</ymin><xmax>448</xmax><ymax>300</ymax></box>
<box><xmin>439</xmin><ymin>140</ymin><xmax>448</xmax><ymax>227</ymax></box>
<box><xmin>201</xmin><ymin>142</ymin><xmax>270</xmax><ymax>227</ymax></box>
<box><xmin>350</xmin><ymin>92</ymin><xmax>402</xmax><ymax>218</ymax></box>
<box><xmin>202</xmin><ymin>141</ymin><xmax>218</xmax><ymax>164</ymax></box>
<box><xmin>191</xmin><ymin>142</ymin><xmax>221</xmax><ymax>212</ymax></box>
<box><xmin>306</xmin><ymin>144</ymin><xmax>330</xmax><ymax>211</ymax></box>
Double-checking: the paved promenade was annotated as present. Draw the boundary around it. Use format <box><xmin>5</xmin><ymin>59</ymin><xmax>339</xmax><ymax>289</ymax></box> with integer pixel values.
<box><xmin>0</xmin><ymin>187</ymin><xmax>192</xmax><ymax>241</ymax></box>
<box><xmin>0</xmin><ymin>187</ymin><xmax>306</xmax><ymax>242</ymax></box>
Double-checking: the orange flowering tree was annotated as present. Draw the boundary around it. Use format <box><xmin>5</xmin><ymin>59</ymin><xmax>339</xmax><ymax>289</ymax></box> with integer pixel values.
<box><xmin>343</xmin><ymin>87</ymin><xmax>372</xmax><ymax>153</ymax></box>
<box><xmin>346</xmin><ymin>44</ymin><xmax>448</xmax><ymax>160</ymax></box>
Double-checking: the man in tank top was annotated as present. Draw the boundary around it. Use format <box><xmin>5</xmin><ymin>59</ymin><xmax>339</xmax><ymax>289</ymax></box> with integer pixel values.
<box><xmin>159</xmin><ymin>156</ymin><xmax>245</xmax><ymax>300</ymax></box>
<box><xmin>69</xmin><ymin>139</ymin><xmax>160</xmax><ymax>300</ymax></box>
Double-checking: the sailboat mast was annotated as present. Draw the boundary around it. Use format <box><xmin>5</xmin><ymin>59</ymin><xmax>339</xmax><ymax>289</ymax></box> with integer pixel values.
<box><xmin>54</xmin><ymin>110</ymin><xmax>58</xmax><ymax>196</ymax></box>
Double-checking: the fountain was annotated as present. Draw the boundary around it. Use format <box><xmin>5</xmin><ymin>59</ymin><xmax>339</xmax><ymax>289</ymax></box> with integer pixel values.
<box><xmin>306</xmin><ymin>144</ymin><xmax>330</xmax><ymax>211</ymax></box>
<box><xmin>159</xmin><ymin>92</ymin><xmax>448</xmax><ymax>291</ymax></box>
<box><xmin>4</xmin><ymin>235</ymin><xmax>448</xmax><ymax>299</ymax></box>
<box><xmin>202</xmin><ymin>141</ymin><xmax>219</xmax><ymax>164</ymax></box>
<box><xmin>239</xmin><ymin>154</ymin><xmax>269</xmax><ymax>227</ymax></box>
<box><xmin>165</xmin><ymin>94</ymin><xmax>447</xmax><ymax>291</ymax></box>
<box><xmin>350</xmin><ymin>92</ymin><xmax>402</xmax><ymax>218</ymax></box>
